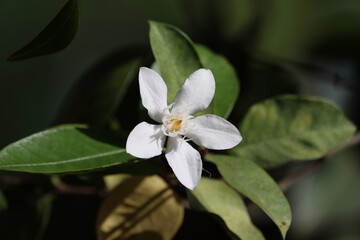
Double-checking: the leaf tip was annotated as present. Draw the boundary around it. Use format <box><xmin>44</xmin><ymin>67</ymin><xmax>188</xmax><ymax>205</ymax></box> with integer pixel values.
<box><xmin>6</xmin><ymin>54</ymin><xmax>17</xmax><ymax>62</ymax></box>
<box><xmin>148</xmin><ymin>20</ymin><xmax>160</xmax><ymax>28</ymax></box>
<box><xmin>7</xmin><ymin>49</ymin><xmax>28</xmax><ymax>61</ymax></box>
<box><xmin>278</xmin><ymin>220</ymin><xmax>290</xmax><ymax>239</ymax></box>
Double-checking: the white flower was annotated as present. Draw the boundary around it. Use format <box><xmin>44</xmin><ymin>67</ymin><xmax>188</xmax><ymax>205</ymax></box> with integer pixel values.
<box><xmin>126</xmin><ymin>67</ymin><xmax>242</xmax><ymax>189</ymax></box>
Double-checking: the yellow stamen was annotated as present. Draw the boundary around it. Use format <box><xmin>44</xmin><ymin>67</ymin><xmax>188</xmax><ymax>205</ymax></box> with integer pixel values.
<box><xmin>170</xmin><ymin>119</ymin><xmax>182</xmax><ymax>131</ymax></box>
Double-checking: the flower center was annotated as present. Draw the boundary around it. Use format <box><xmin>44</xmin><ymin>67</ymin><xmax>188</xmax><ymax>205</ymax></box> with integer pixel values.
<box><xmin>169</xmin><ymin>119</ymin><xmax>182</xmax><ymax>131</ymax></box>
<box><xmin>161</xmin><ymin>113</ymin><xmax>192</xmax><ymax>137</ymax></box>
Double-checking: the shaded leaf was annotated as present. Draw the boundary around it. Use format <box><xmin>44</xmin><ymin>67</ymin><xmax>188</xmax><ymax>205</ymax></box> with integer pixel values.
<box><xmin>214</xmin><ymin>0</ymin><xmax>254</xmax><ymax>39</ymax></box>
<box><xmin>206</xmin><ymin>154</ymin><xmax>291</xmax><ymax>239</ymax></box>
<box><xmin>174</xmin><ymin>209</ymin><xmax>234</xmax><ymax>239</ymax></box>
<box><xmin>105</xmin><ymin>160</ymin><xmax>159</xmax><ymax>176</ymax></box>
<box><xmin>195</xmin><ymin>44</ymin><xmax>240</xmax><ymax>118</ymax></box>
<box><xmin>188</xmin><ymin>178</ymin><xmax>264</xmax><ymax>240</ymax></box>
<box><xmin>0</xmin><ymin>191</ymin><xmax>7</xmax><ymax>212</ymax></box>
<box><xmin>231</xmin><ymin>61</ymin><xmax>299</xmax><ymax>124</ymax></box>
<box><xmin>7</xmin><ymin>0</ymin><xmax>79</xmax><ymax>61</ymax></box>
<box><xmin>34</xmin><ymin>194</ymin><xmax>53</xmax><ymax>239</ymax></box>
<box><xmin>97</xmin><ymin>175</ymin><xmax>184</xmax><ymax>240</ymax></box>
<box><xmin>55</xmin><ymin>48</ymin><xmax>145</xmax><ymax>127</ymax></box>
<box><xmin>42</xmin><ymin>194</ymin><xmax>101</xmax><ymax>239</ymax></box>
<box><xmin>0</xmin><ymin>190</ymin><xmax>53</xmax><ymax>240</ymax></box>
<box><xmin>149</xmin><ymin>21</ymin><xmax>202</xmax><ymax>102</ymax></box>
<box><xmin>0</xmin><ymin>125</ymin><xmax>136</xmax><ymax>173</ymax></box>
<box><xmin>233</xmin><ymin>95</ymin><xmax>356</xmax><ymax>168</ymax></box>
<box><xmin>78</xmin><ymin>159</ymin><xmax>160</xmax><ymax>178</ymax></box>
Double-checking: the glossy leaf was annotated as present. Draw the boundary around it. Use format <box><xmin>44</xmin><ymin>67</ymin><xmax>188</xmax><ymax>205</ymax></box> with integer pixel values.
<box><xmin>55</xmin><ymin>48</ymin><xmax>144</xmax><ymax>127</ymax></box>
<box><xmin>149</xmin><ymin>21</ymin><xmax>239</xmax><ymax>118</ymax></box>
<box><xmin>206</xmin><ymin>154</ymin><xmax>292</xmax><ymax>239</ymax></box>
<box><xmin>188</xmin><ymin>178</ymin><xmax>265</xmax><ymax>240</ymax></box>
<box><xmin>195</xmin><ymin>44</ymin><xmax>240</xmax><ymax>118</ymax></box>
<box><xmin>149</xmin><ymin>21</ymin><xmax>202</xmax><ymax>102</ymax></box>
<box><xmin>233</xmin><ymin>95</ymin><xmax>356</xmax><ymax>168</ymax></box>
<box><xmin>97</xmin><ymin>175</ymin><xmax>184</xmax><ymax>240</ymax></box>
<box><xmin>7</xmin><ymin>0</ymin><xmax>79</xmax><ymax>61</ymax></box>
<box><xmin>0</xmin><ymin>125</ymin><xmax>136</xmax><ymax>173</ymax></box>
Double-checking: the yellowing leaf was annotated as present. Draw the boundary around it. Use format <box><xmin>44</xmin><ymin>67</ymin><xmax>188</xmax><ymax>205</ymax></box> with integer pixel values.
<box><xmin>103</xmin><ymin>174</ymin><xmax>132</xmax><ymax>191</ymax></box>
<box><xmin>97</xmin><ymin>175</ymin><xmax>184</xmax><ymax>240</ymax></box>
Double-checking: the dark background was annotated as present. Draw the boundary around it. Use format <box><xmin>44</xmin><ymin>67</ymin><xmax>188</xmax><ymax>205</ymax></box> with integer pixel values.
<box><xmin>1</xmin><ymin>0</ymin><xmax>360</xmax><ymax>239</ymax></box>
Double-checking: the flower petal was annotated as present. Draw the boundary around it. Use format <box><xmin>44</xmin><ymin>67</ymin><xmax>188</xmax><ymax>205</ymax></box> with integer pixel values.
<box><xmin>139</xmin><ymin>67</ymin><xmax>168</xmax><ymax>122</ymax></box>
<box><xmin>126</xmin><ymin>122</ymin><xmax>166</xmax><ymax>158</ymax></box>
<box><xmin>165</xmin><ymin>137</ymin><xmax>202</xmax><ymax>189</ymax></box>
<box><xmin>172</xmin><ymin>69</ymin><xmax>215</xmax><ymax>115</ymax></box>
<box><xmin>187</xmin><ymin>114</ymin><xmax>242</xmax><ymax>150</ymax></box>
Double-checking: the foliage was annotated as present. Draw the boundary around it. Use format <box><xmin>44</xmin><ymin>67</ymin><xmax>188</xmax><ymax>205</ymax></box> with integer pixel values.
<box><xmin>1</xmin><ymin>2</ymin><xmax>359</xmax><ymax>239</ymax></box>
<box><xmin>7</xmin><ymin>0</ymin><xmax>79</xmax><ymax>61</ymax></box>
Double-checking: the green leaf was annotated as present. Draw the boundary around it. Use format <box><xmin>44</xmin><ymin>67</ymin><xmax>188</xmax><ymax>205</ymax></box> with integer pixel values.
<box><xmin>195</xmin><ymin>44</ymin><xmax>240</xmax><ymax>118</ymax></box>
<box><xmin>0</xmin><ymin>125</ymin><xmax>136</xmax><ymax>173</ymax></box>
<box><xmin>206</xmin><ymin>154</ymin><xmax>292</xmax><ymax>239</ymax></box>
<box><xmin>55</xmin><ymin>48</ymin><xmax>144</xmax><ymax>127</ymax></box>
<box><xmin>233</xmin><ymin>95</ymin><xmax>356</xmax><ymax>168</ymax></box>
<box><xmin>7</xmin><ymin>0</ymin><xmax>79</xmax><ymax>61</ymax></box>
<box><xmin>188</xmin><ymin>178</ymin><xmax>265</xmax><ymax>240</ymax></box>
<box><xmin>149</xmin><ymin>21</ymin><xmax>240</xmax><ymax>118</ymax></box>
<box><xmin>149</xmin><ymin>21</ymin><xmax>202</xmax><ymax>102</ymax></box>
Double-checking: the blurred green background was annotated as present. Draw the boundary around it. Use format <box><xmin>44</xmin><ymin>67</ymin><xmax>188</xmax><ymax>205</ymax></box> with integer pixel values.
<box><xmin>1</xmin><ymin>0</ymin><xmax>360</xmax><ymax>239</ymax></box>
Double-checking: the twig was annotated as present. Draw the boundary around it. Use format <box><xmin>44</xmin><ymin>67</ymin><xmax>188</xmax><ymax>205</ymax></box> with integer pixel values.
<box><xmin>53</xmin><ymin>182</ymin><xmax>106</xmax><ymax>196</ymax></box>
<box><xmin>279</xmin><ymin>132</ymin><xmax>360</xmax><ymax>192</ymax></box>
<box><xmin>0</xmin><ymin>175</ymin><xmax>24</xmax><ymax>185</ymax></box>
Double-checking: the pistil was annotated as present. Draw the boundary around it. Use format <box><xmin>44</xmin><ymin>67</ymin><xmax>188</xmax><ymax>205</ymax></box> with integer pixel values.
<box><xmin>170</xmin><ymin>119</ymin><xmax>182</xmax><ymax>131</ymax></box>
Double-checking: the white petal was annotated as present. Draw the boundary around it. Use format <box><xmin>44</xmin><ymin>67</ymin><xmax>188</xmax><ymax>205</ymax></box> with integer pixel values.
<box><xmin>187</xmin><ymin>114</ymin><xmax>242</xmax><ymax>150</ymax></box>
<box><xmin>139</xmin><ymin>67</ymin><xmax>168</xmax><ymax>122</ymax></box>
<box><xmin>126</xmin><ymin>122</ymin><xmax>166</xmax><ymax>158</ymax></box>
<box><xmin>165</xmin><ymin>137</ymin><xmax>202</xmax><ymax>189</ymax></box>
<box><xmin>172</xmin><ymin>69</ymin><xmax>215</xmax><ymax>115</ymax></box>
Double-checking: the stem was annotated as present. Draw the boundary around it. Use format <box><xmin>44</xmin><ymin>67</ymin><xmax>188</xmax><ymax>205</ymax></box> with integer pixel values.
<box><xmin>279</xmin><ymin>132</ymin><xmax>360</xmax><ymax>192</ymax></box>
<box><xmin>54</xmin><ymin>182</ymin><xmax>106</xmax><ymax>196</ymax></box>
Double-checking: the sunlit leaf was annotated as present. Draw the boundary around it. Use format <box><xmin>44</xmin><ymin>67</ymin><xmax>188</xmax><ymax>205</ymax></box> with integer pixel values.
<box><xmin>97</xmin><ymin>175</ymin><xmax>184</xmax><ymax>240</ymax></box>
<box><xmin>206</xmin><ymin>154</ymin><xmax>291</xmax><ymax>239</ymax></box>
<box><xmin>195</xmin><ymin>44</ymin><xmax>240</xmax><ymax>118</ymax></box>
<box><xmin>149</xmin><ymin>21</ymin><xmax>202</xmax><ymax>102</ymax></box>
<box><xmin>0</xmin><ymin>125</ymin><xmax>136</xmax><ymax>173</ymax></box>
<box><xmin>103</xmin><ymin>174</ymin><xmax>132</xmax><ymax>191</ymax></box>
<box><xmin>7</xmin><ymin>0</ymin><xmax>79</xmax><ymax>61</ymax></box>
<box><xmin>233</xmin><ymin>95</ymin><xmax>356</xmax><ymax>168</ymax></box>
<box><xmin>188</xmin><ymin>178</ymin><xmax>265</xmax><ymax>240</ymax></box>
